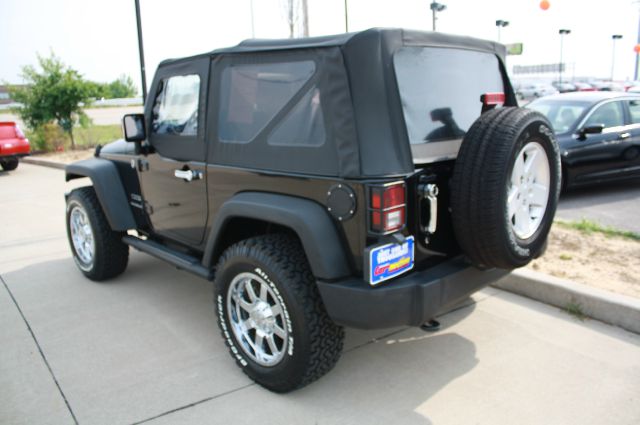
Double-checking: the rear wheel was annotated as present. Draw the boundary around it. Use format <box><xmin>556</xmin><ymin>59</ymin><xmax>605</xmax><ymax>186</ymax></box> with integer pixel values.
<box><xmin>450</xmin><ymin>107</ymin><xmax>561</xmax><ymax>269</ymax></box>
<box><xmin>66</xmin><ymin>187</ymin><xmax>129</xmax><ymax>281</ymax></box>
<box><xmin>0</xmin><ymin>158</ymin><xmax>19</xmax><ymax>171</ymax></box>
<box><xmin>214</xmin><ymin>234</ymin><xmax>344</xmax><ymax>392</ymax></box>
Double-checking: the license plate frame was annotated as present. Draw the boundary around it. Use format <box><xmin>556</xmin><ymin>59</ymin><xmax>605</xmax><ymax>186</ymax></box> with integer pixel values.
<box><xmin>365</xmin><ymin>236</ymin><xmax>415</xmax><ymax>286</ymax></box>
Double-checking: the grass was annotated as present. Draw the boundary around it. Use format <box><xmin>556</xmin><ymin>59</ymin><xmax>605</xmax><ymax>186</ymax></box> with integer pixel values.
<box><xmin>559</xmin><ymin>253</ymin><xmax>572</xmax><ymax>261</ymax></box>
<box><xmin>74</xmin><ymin>124</ymin><xmax>122</xmax><ymax>148</ymax></box>
<box><xmin>556</xmin><ymin>219</ymin><xmax>640</xmax><ymax>242</ymax></box>
<box><xmin>563</xmin><ymin>302</ymin><xmax>587</xmax><ymax>321</ymax></box>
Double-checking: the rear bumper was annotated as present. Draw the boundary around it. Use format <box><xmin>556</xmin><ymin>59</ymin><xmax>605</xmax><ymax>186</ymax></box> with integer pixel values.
<box><xmin>317</xmin><ymin>257</ymin><xmax>509</xmax><ymax>329</ymax></box>
<box><xmin>0</xmin><ymin>153</ymin><xmax>30</xmax><ymax>159</ymax></box>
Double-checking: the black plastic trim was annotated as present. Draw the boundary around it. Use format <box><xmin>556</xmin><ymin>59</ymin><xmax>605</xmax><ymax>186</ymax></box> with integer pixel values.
<box><xmin>65</xmin><ymin>158</ymin><xmax>136</xmax><ymax>231</ymax></box>
<box><xmin>317</xmin><ymin>256</ymin><xmax>509</xmax><ymax>329</ymax></box>
<box><xmin>123</xmin><ymin>235</ymin><xmax>213</xmax><ymax>280</ymax></box>
<box><xmin>202</xmin><ymin>192</ymin><xmax>351</xmax><ymax>280</ymax></box>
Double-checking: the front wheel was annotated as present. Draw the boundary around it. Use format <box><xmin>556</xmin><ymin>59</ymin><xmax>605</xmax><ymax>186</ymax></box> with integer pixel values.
<box><xmin>214</xmin><ymin>234</ymin><xmax>344</xmax><ymax>392</ymax></box>
<box><xmin>66</xmin><ymin>187</ymin><xmax>129</xmax><ymax>281</ymax></box>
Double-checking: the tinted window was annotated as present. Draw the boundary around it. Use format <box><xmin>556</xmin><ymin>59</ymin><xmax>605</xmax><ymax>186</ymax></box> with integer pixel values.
<box><xmin>527</xmin><ymin>100</ymin><xmax>589</xmax><ymax>134</ymax></box>
<box><xmin>218</xmin><ymin>61</ymin><xmax>316</xmax><ymax>143</ymax></box>
<box><xmin>267</xmin><ymin>87</ymin><xmax>325</xmax><ymax>147</ymax></box>
<box><xmin>628</xmin><ymin>99</ymin><xmax>640</xmax><ymax>124</ymax></box>
<box><xmin>152</xmin><ymin>74</ymin><xmax>200</xmax><ymax>136</ymax></box>
<box><xmin>394</xmin><ymin>47</ymin><xmax>503</xmax><ymax>144</ymax></box>
<box><xmin>584</xmin><ymin>101</ymin><xmax>624</xmax><ymax>129</ymax></box>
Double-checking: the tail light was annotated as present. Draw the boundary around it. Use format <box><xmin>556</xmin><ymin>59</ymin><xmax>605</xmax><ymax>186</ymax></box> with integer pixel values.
<box><xmin>369</xmin><ymin>182</ymin><xmax>406</xmax><ymax>233</ymax></box>
<box><xmin>481</xmin><ymin>92</ymin><xmax>505</xmax><ymax>106</ymax></box>
<box><xmin>481</xmin><ymin>92</ymin><xmax>505</xmax><ymax>114</ymax></box>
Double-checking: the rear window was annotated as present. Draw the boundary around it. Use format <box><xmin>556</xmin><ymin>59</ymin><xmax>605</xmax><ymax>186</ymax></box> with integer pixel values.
<box><xmin>394</xmin><ymin>47</ymin><xmax>503</xmax><ymax>145</ymax></box>
<box><xmin>0</xmin><ymin>123</ymin><xmax>17</xmax><ymax>139</ymax></box>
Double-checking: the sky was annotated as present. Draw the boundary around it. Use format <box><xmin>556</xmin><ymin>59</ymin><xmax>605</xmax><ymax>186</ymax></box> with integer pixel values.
<box><xmin>1</xmin><ymin>0</ymin><xmax>639</xmax><ymax>92</ymax></box>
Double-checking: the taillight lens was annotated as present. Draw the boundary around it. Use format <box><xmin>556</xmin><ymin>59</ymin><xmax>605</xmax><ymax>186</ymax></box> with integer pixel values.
<box><xmin>481</xmin><ymin>92</ymin><xmax>505</xmax><ymax>106</ymax></box>
<box><xmin>369</xmin><ymin>183</ymin><xmax>406</xmax><ymax>233</ymax></box>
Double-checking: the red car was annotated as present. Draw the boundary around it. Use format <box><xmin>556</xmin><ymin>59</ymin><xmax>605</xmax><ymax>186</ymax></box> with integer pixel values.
<box><xmin>0</xmin><ymin>121</ymin><xmax>30</xmax><ymax>171</ymax></box>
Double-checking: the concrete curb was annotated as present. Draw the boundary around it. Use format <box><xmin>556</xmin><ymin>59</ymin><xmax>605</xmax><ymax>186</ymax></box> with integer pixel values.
<box><xmin>22</xmin><ymin>156</ymin><xmax>66</xmax><ymax>170</ymax></box>
<box><xmin>492</xmin><ymin>269</ymin><xmax>640</xmax><ymax>335</ymax></box>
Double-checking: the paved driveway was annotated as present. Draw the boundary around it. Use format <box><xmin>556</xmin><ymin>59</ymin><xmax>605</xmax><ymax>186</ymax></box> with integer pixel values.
<box><xmin>1</xmin><ymin>164</ymin><xmax>640</xmax><ymax>425</ymax></box>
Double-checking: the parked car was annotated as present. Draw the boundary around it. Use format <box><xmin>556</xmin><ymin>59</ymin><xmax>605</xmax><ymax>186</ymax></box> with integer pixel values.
<box><xmin>552</xmin><ymin>82</ymin><xmax>577</xmax><ymax>93</ymax></box>
<box><xmin>573</xmin><ymin>82</ymin><xmax>596</xmax><ymax>92</ymax></box>
<box><xmin>64</xmin><ymin>28</ymin><xmax>561</xmax><ymax>392</ymax></box>
<box><xmin>528</xmin><ymin>92</ymin><xmax>640</xmax><ymax>189</ymax></box>
<box><xmin>515</xmin><ymin>83</ymin><xmax>559</xmax><ymax>100</ymax></box>
<box><xmin>0</xmin><ymin>121</ymin><xmax>30</xmax><ymax>170</ymax></box>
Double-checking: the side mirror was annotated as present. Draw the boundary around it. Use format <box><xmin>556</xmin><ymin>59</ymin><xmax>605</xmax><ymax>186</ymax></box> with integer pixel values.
<box><xmin>123</xmin><ymin>114</ymin><xmax>146</xmax><ymax>142</ymax></box>
<box><xmin>577</xmin><ymin>124</ymin><xmax>604</xmax><ymax>140</ymax></box>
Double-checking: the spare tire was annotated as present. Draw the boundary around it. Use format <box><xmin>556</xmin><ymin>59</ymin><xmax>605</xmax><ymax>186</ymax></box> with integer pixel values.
<box><xmin>450</xmin><ymin>107</ymin><xmax>560</xmax><ymax>269</ymax></box>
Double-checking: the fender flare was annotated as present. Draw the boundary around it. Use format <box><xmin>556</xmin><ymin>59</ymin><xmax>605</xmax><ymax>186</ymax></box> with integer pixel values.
<box><xmin>202</xmin><ymin>192</ymin><xmax>351</xmax><ymax>280</ymax></box>
<box><xmin>65</xmin><ymin>158</ymin><xmax>136</xmax><ymax>231</ymax></box>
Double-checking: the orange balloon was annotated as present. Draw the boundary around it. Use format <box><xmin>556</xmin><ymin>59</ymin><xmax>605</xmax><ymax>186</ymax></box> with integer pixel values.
<box><xmin>540</xmin><ymin>0</ymin><xmax>550</xmax><ymax>10</ymax></box>
<box><xmin>634</xmin><ymin>44</ymin><xmax>640</xmax><ymax>54</ymax></box>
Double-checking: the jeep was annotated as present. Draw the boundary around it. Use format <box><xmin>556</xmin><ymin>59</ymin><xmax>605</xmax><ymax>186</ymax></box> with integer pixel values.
<box><xmin>65</xmin><ymin>28</ymin><xmax>561</xmax><ymax>392</ymax></box>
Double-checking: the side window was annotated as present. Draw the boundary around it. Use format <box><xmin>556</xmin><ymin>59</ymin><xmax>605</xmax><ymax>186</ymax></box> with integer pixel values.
<box><xmin>627</xmin><ymin>99</ymin><xmax>640</xmax><ymax>124</ymax></box>
<box><xmin>584</xmin><ymin>101</ymin><xmax>624</xmax><ymax>129</ymax></box>
<box><xmin>218</xmin><ymin>61</ymin><xmax>316</xmax><ymax>143</ymax></box>
<box><xmin>152</xmin><ymin>74</ymin><xmax>201</xmax><ymax>136</ymax></box>
<box><xmin>267</xmin><ymin>87</ymin><xmax>325</xmax><ymax>147</ymax></box>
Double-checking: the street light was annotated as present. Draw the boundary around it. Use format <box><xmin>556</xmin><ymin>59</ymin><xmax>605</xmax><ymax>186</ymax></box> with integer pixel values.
<box><xmin>496</xmin><ymin>19</ymin><xmax>509</xmax><ymax>42</ymax></box>
<box><xmin>134</xmin><ymin>0</ymin><xmax>147</xmax><ymax>103</ymax></box>
<box><xmin>344</xmin><ymin>0</ymin><xmax>349</xmax><ymax>33</ymax></box>
<box><xmin>430</xmin><ymin>1</ymin><xmax>447</xmax><ymax>32</ymax></box>
<box><xmin>558</xmin><ymin>29</ymin><xmax>571</xmax><ymax>85</ymax></box>
<box><xmin>611</xmin><ymin>34</ymin><xmax>623</xmax><ymax>81</ymax></box>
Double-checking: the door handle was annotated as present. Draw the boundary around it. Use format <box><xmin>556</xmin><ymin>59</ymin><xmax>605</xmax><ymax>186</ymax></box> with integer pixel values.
<box><xmin>174</xmin><ymin>169</ymin><xmax>202</xmax><ymax>182</ymax></box>
<box><xmin>619</xmin><ymin>132</ymin><xmax>631</xmax><ymax>140</ymax></box>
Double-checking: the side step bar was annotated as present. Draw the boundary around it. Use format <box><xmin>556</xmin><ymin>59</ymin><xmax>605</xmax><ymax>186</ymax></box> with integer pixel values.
<box><xmin>122</xmin><ymin>235</ymin><xmax>214</xmax><ymax>280</ymax></box>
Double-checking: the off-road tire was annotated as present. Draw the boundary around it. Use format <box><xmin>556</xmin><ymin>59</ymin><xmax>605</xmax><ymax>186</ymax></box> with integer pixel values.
<box><xmin>66</xmin><ymin>186</ymin><xmax>129</xmax><ymax>281</ymax></box>
<box><xmin>1</xmin><ymin>158</ymin><xmax>19</xmax><ymax>171</ymax></box>
<box><xmin>214</xmin><ymin>234</ymin><xmax>344</xmax><ymax>393</ymax></box>
<box><xmin>450</xmin><ymin>107</ymin><xmax>561</xmax><ymax>269</ymax></box>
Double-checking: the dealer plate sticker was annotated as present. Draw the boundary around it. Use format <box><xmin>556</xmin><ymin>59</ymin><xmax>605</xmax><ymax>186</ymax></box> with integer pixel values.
<box><xmin>369</xmin><ymin>236</ymin><xmax>414</xmax><ymax>286</ymax></box>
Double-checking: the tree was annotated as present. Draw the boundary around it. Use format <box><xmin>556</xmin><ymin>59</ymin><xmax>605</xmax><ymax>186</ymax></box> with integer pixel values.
<box><xmin>107</xmin><ymin>74</ymin><xmax>137</xmax><ymax>98</ymax></box>
<box><xmin>10</xmin><ymin>52</ymin><xmax>92</xmax><ymax>149</ymax></box>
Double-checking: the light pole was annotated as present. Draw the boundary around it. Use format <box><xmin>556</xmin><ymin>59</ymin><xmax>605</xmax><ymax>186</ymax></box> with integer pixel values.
<box><xmin>558</xmin><ymin>29</ymin><xmax>571</xmax><ymax>85</ymax></box>
<box><xmin>250</xmin><ymin>0</ymin><xmax>255</xmax><ymax>38</ymax></box>
<box><xmin>611</xmin><ymin>34</ymin><xmax>623</xmax><ymax>81</ymax></box>
<box><xmin>496</xmin><ymin>19</ymin><xmax>509</xmax><ymax>42</ymax></box>
<box><xmin>344</xmin><ymin>0</ymin><xmax>349</xmax><ymax>33</ymax></box>
<box><xmin>134</xmin><ymin>0</ymin><xmax>147</xmax><ymax>103</ymax></box>
<box><xmin>430</xmin><ymin>1</ymin><xmax>447</xmax><ymax>32</ymax></box>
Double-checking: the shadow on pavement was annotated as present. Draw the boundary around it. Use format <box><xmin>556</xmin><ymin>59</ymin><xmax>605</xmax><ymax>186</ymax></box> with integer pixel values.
<box><xmin>2</xmin><ymin>253</ymin><xmax>481</xmax><ymax>425</ymax></box>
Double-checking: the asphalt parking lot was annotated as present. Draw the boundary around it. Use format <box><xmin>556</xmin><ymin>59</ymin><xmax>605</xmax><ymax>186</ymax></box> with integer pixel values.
<box><xmin>557</xmin><ymin>179</ymin><xmax>640</xmax><ymax>233</ymax></box>
<box><xmin>2</xmin><ymin>164</ymin><xmax>640</xmax><ymax>425</ymax></box>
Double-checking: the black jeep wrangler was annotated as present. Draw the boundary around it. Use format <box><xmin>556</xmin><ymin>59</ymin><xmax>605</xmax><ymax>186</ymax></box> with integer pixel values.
<box><xmin>65</xmin><ymin>28</ymin><xmax>560</xmax><ymax>392</ymax></box>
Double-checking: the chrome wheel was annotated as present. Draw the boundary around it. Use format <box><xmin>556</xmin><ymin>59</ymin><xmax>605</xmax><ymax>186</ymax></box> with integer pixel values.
<box><xmin>226</xmin><ymin>272</ymin><xmax>289</xmax><ymax>367</ymax></box>
<box><xmin>507</xmin><ymin>141</ymin><xmax>550</xmax><ymax>239</ymax></box>
<box><xmin>70</xmin><ymin>205</ymin><xmax>95</xmax><ymax>268</ymax></box>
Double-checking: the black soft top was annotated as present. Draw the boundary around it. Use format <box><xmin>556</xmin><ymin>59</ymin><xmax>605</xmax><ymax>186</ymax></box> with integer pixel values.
<box><xmin>161</xmin><ymin>28</ymin><xmax>505</xmax><ymax>62</ymax></box>
<box><xmin>157</xmin><ymin>29</ymin><xmax>511</xmax><ymax>178</ymax></box>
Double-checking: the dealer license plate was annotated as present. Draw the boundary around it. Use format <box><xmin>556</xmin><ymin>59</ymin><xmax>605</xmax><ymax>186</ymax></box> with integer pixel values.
<box><xmin>367</xmin><ymin>236</ymin><xmax>414</xmax><ymax>286</ymax></box>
